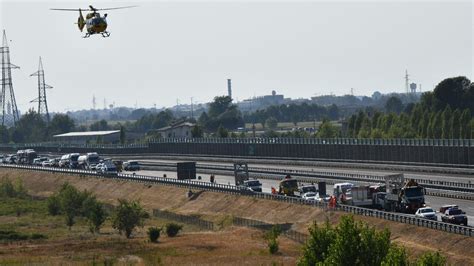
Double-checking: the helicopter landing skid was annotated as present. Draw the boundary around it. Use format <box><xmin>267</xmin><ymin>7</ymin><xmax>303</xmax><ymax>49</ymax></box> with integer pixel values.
<box><xmin>101</xmin><ymin>31</ymin><xmax>111</xmax><ymax>37</ymax></box>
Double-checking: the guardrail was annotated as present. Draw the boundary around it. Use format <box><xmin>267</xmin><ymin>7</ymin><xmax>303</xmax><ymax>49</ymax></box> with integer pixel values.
<box><xmin>0</xmin><ymin>164</ymin><xmax>472</xmax><ymax>237</ymax></box>
<box><xmin>141</xmin><ymin>162</ymin><xmax>474</xmax><ymax>195</ymax></box>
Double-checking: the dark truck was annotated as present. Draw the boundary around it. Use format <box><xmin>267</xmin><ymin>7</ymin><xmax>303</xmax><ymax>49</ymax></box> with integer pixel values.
<box><xmin>441</xmin><ymin>207</ymin><xmax>468</xmax><ymax>226</ymax></box>
<box><xmin>372</xmin><ymin>174</ymin><xmax>425</xmax><ymax>214</ymax></box>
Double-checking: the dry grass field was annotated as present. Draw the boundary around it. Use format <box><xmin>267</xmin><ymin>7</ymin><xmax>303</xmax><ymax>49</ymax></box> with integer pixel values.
<box><xmin>0</xmin><ymin>169</ymin><xmax>473</xmax><ymax>265</ymax></box>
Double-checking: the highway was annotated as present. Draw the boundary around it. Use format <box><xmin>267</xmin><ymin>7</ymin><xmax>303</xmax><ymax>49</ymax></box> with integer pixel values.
<box><xmin>133</xmin><ymin>158</ymin><xmax>473</xmax><ymax>184</ymax></box>
<box><xmin>137</xmin><ymin>169</ymin><xmax>474</xmax><ymax>226</ymax></box>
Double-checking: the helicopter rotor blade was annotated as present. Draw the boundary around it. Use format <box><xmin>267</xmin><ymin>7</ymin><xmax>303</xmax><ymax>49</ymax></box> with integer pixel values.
<box><xmin>50</xmin><ymin>8</ymin><xmax>85</xmax><ymax>11</ymax></box>
<box><xmin>51</xmin><ymin>5</ymin><xmax>137</xmax><ymax>12</ymax></box>
<box><xmin>93</xmin><ymin>5</ymin><xmax>138</xmax><ymax>11</ymax></box>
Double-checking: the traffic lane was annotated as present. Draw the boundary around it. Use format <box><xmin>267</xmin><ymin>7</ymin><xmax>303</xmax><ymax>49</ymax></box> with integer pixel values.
<box><xmin>425</xmin><ymin>196</ymin><xmax>473</xmax><ymax>226</ymax></box>
<box><xmin>137</xmin><ymin>159</ymin><xmax>473</xmax><ymax>183</ymax></box>
<box><xmin>138</xmin><ymin>169</ymin><xmax>472</xmax><ymax>226</ymax></box>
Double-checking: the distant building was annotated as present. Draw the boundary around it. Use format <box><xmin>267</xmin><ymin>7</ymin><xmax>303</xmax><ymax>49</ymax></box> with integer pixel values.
<box><xmin>151</xmin><ymin>121</ymin><xmax>195</xmax><ymax>138</ymax></box>
<box><xmin>238</xmin><ymin>90</ymin><xmax>286</xmax><ymax>112</ymax></box>
<box><xmin>53</xmin><ymin>130</ymin><xmax>120</xmax><ymax>144</ymax></box>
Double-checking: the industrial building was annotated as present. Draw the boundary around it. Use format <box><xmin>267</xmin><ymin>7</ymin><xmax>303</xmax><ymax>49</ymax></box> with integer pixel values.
<box><xmin>151</xmin><ymin>121</ymin><xmax>195</xmax><ymax>138</ymax></box>
<box><xmin>53</xmin><ymin>130</ymin><xmax>121</xmax><ymax>144</ymax></box>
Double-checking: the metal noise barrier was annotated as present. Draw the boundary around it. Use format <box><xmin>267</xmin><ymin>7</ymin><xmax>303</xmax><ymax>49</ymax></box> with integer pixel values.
<box><xmin>0</xmin><ymin>164</ymin><xmax>472</xmax><ymax>237</ymax></box>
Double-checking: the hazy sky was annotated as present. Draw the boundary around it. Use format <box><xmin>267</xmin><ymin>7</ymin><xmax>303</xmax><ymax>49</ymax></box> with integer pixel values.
<box><xmin>1</xmin><ymin>1</ymin><xmax>472</xmax><ymax>112</ymax></box>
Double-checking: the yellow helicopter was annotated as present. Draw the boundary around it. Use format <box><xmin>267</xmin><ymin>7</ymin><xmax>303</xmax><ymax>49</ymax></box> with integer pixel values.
<box><xmin>51</xmin><ymin>5</ymin><xmax>137</xmax><ymax>38</ymax></box>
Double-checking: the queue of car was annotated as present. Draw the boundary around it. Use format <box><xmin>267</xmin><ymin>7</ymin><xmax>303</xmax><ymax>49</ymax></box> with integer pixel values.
<box><xmin>1</xmin><ymin>150</ymin><xmax>140</xmax><ymax>177</ymax></box>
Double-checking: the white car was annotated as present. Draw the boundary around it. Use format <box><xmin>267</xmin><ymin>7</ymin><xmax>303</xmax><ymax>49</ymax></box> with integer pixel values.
<box><xmin>96</xmin><ymin>161</ymin><xmax>118</xmax><ymax>175</ymax></box>
<box><xmin>415</xmin><ymin>207</ymin><xmax>437</xmax><ymax>221</ymax></box>
<box><xmin>315</xmin><ymin>194</ymin><xmax>331</xmax><ymax>203</ymax></box>
<box><xmin>302</xmin><ymin>192</ymin><xmax>318</xmax><ymax>201</ymax></box>
<box><xmin>41</xmin><ymin>160</ymin><xmax>53</xmax><ymax>167</ymax></box>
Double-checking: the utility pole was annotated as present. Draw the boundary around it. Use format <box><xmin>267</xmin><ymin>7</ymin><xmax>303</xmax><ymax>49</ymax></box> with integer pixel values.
<box><xmin>30</xmin><ymin>57</ymin><xmax>52</xmax><ymax>123</ymax></box>
<box><xmin>405</xmin><ymin>69</ymin><xmax>410</xmax><ymax>95</ymax></box>
<box><xmin>190</xmin><ymin>97</ymin><xmax>194</xmax><ymax>120</ymax></box>
<box><xmin>0</xmin><ymin>30</ymin><xmax>20</xmax><ymax>126</ymax></box>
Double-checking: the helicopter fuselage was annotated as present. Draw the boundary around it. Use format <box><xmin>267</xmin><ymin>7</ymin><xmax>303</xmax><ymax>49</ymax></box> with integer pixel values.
<box><xmin>85</xmin><ymin>13</ymin><xmax>107</xmax><ymax>34</ymax></box>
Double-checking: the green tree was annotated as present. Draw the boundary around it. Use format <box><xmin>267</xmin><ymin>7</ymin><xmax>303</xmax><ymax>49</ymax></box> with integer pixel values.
<box><xmin>265</xmin><ymin>117</ymin><xmax>278</xmax><ymax>130</ymax></box>
<box><xmin>347</xmin><ymin>115</ymin><xmax>356</xmax><ymax>137</ymax></box>
<box><xmin>441</xmin><ymin>105</ymin><xmax>453</xmax><ymax>139</ymax></box>
<box><xmin>298</xmin><ymin>221</ymin><xmax>335</xmax><ymax>265</ymax></box>
<box><xmin>47</xmin><ymin>194</ymin><xmax>61</xmax><ymax>216</ymax></box>
<box><xmin>381</xmin><ymin>245</ymin><xmax>409</xmax><ymax>266</ymax></box>
<box><xmin>357</xmin><ymin>117</ymin><xmax>372</xmax><ymax>138</ymax></box>
<box><xmin>265</xmin><ymin>225</ymin><xmax>281</xmax><ymax>255</ymax></box>
<box><xmin>0</xmin><ymin>125</ymin><xmax>10</xmax><ymax>143</ymax></box>
<box><xmin>90</xmin><ymin>119</ymin><xmax>109</xmax><ymax>131</ymax></box>
<box><xmin>459</xmin><ymin>109</ymin><xmax>471</xmax><ymax>138</ymax></box>
<box><xmin>208</xmin><ymin>96</ymin><xmax>233</xmax><ymax>118</ymax></box>
<box><xmin>119</xmin><ymin>126</ymin><xmax>126</xmax><ymax>144</ymax></box>
<box><xmin>430</xmin><ymin>111</ymin><xmax>443</xmax><ymax>139</ymax></box>
<box><xmin>451</xmin><ymin>109</ymin><xmax>461</xmax><ymax>139</ymax></box>
<box><xmin>112</xmin><ymin>199</ymin><xmax>149</xmax><ymax>238</ymax></box>
<box><xmin>317</xmin><ymin>119</ymin><xmax>338</xmax><ymax>138</ymax></box>
<box><xmin>298</xmin><ymin>215</ymin><xmax>391</xmax><ymax>266</ymax></box>
<box><xmin>49</xmin><ymin>114</ymin><xmax>75</xmax><ymax>136</ymax></box>
<box><xmin>83</xmin><ymin>196</ymin><xmax>107</xmax><ymax>234</ymax></box>
<box><xmin>416</xmin><ymin>251</ymin><xmax>446</xmax><ymax>266</ymax></box>
<box><xmin>58</xmin><ymin>183</ymin><xmax>89</xmax><ymax>230</ymax></box>
<box><xmin>433</xmin><ymin>76</ymin><xmax>471</xmax><ymax>111</ymax></box>
<box><xmin>191</xmin><ymin>125</ymin><xmax>203</xmax><ymax>138</ymax></box>
<box><xmin>385</xmin><ymin>96</ymin><xmax>403</xmax><ymax>114</ymax></box>
<box><xmin>217</xmin><ymin>125</ymin><xmax>228</xmax><ymax>138</ymax></box>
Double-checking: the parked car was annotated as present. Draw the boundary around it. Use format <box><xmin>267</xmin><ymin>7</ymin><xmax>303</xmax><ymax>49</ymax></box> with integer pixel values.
<box><xmin>415</xmin><ymin>207</ymin><xmax>437</xmax><ymax>221</ymax></box>
<box><xmin>42</xmin><ymin>160</ymin><xmax>53</xmax><ymax>167</ymax></box>
<box><xmin>33</xmin><ymin>157</ymin><xmax>49</xmax><ymax>166</ymax></box>
<box><xmin>315</xmin><ymin>193</ymin><xmax>331</xmax><ymax>203</ymax></box>
<box><xmin>441</xmin><ymin>207</ymin><xmax>468</xmax><ymax>225</ymax></box>
<box><xmin>302</xmin><ymin>192</ymin><xmax>318</xmax><ymax>201</ymax></box>
<box><xmin>123</xmin><ymin>160</ymin><xmax>140</xmax><ymax>171</ymax></box>
<box><xmin>5</xmin><ymin>155</ymin><xmax>16</xmax><ymax>164</ymax></box>
<box><xmin>439</xmin><ymin>204</ymin><xmax>458</xmax><ymax>214</ymax></box>
<box><xmin>96</xmin><ymin>161</ymin><xmax>118</xmax><ymax>175</ymax></box>
<box><xmin>59</xmin><ymin>153</ymin><xmax>80</xmax><ymax>168</ymax></box>
<box><xmin>241</xmin><ymin>179</ymin><xmax>262</xmax><ymax>192</ymax></box>
<box><xmin>51</xmin><ymin>158</ymin><xmax>61</xmax><ymax>167</ymax></box>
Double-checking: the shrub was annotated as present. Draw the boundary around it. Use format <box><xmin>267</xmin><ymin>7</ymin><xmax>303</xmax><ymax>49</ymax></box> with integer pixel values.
<box><xmin>416</xmin><ymin>251</ymin><xmax>447</xmax><ymax>266</ymax></box>
<box><xmin>268</xmin><ymin>238</ymin><xmax>279</xmax><ymax>254</ymax></box>
<box><xmin>112</xmin><ymin>199</ymin><xmax>149</xmax><ymax>238</ymax></box>
<box><xmin>265</xmin><ymin>225</ymin><xmax>281</xmax><ymax>255</ymax></box>
<box><xmin>47</xmin><ymin>195</ymin><xmax>61</xmax><ymax>215</ymax></box>
<box><xmin>82</xmin><ymin>196</ymin><xmax>107</xmax><ymax>234</ymax></box>
<box><xmin>148</xmin><ymin>227</ymin><xmax>162</xmax><ymax>243</ymax></box>
<box><xmin>165</xmin><ymin>223</ymin><xmax>183</xmax><ymax>237</ymax></box>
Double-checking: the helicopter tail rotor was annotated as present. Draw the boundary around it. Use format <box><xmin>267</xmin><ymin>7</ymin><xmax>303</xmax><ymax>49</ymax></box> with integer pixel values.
<box><xmin>77</xmin><ymin>9</ymin><xmax>85</xmax><ymax>32</ymax></box>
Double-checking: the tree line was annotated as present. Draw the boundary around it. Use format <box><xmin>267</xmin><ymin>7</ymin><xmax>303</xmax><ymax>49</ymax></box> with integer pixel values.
<box><xmin>347</xmin><ymin>76</ymin><xmax>473</xmax><ymax>139</ymax></box>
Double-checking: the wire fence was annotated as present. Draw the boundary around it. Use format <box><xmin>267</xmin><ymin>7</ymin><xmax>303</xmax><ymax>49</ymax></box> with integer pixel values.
<box><xmin>152</xmin><ymin>209</ymin><xmax>308</xmax><ymax>243</ymax></box>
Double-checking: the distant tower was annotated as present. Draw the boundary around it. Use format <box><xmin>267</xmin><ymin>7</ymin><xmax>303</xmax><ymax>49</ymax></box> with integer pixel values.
<box><xmin>92</xmin><ymin>95</ymin><xmax>96</xmax><ymax>110</ymax></box>
<box><xmin>0</xmin><ymin>30</ymin><xmax>20</xmax><ymax>127</ymax></box>
<box><xmin>404</xmin><ymin>69</ymin><xmax>410</xmax><ymax>95</ymax></box>
<box><xmin>409</xmin><ymin>83</ymin><xmax>417</xmax><ymax>94</ymax></box>
<box><xmin>227</xmin><ymin>79</ymin><xmax>232</xmax><ymax>99</ymax></box>
<box><xmin>30</xmin><ymin>57</ymin><xmax>52</xmax><ymax>123</ymax></box>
